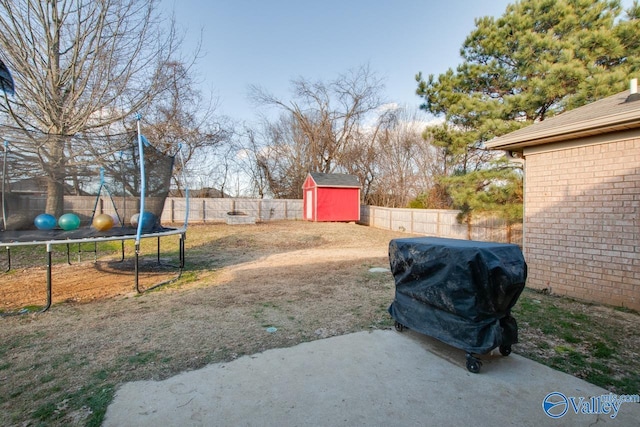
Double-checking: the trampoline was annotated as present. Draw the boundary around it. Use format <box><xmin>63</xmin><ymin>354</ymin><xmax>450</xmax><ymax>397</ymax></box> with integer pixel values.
<box><xmin>1</xmin><ymin>117</ymin><xmax>189</xmax><ymax>314</ymax></box>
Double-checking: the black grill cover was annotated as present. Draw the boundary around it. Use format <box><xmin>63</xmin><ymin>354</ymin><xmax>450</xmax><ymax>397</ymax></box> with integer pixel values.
<box><xmin>388</xmin><ymin>237</ymin><xmax>527</xmax><ymax>354</ymax></box>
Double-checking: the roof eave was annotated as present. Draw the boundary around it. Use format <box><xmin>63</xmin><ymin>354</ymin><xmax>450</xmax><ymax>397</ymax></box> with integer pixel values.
<box><xmin>486</xmin><ymin>112</ymin><xmax>640</xmax><ymax>152</ymax></box>
<box><xmin>315</xmin><ymin>184</ymin><xmax>361</xmax><ymax>189</ymax></box>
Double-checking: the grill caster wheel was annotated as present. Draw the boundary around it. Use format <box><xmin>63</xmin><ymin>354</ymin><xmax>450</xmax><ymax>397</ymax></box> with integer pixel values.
<box><xmin>394</xmin><ymin>321</ymin><xmax>406</xmax><ymax>332</ymax></box>
<box><xmin>466</xmin><ymin>354</ymin><xmax>482</xmax><ymax>373</ymax></box>
<box><xmin>499</xmin><ymin>344</ymin><xmax>512</xmax><ymax>356</ymax></box>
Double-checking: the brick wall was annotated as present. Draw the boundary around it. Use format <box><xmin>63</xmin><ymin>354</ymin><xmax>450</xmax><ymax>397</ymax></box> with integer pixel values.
<box><xmin>524</xmin><ymin>136</ymin><xmax>640</xmax><ymax>310</ymax></box>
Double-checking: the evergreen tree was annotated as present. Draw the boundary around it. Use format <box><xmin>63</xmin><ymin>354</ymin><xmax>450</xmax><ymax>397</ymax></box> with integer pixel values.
<box><xmin>416</xmin><ymin>0</ymin><xmax>639</xmax><ymax>225</ymax></box>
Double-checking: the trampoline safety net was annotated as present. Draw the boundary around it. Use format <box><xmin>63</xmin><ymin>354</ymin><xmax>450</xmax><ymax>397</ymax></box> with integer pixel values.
<box><xmin>0</xmin><ymin>127</ymin><xmax>174</xmax><ymax>233</ymax></box>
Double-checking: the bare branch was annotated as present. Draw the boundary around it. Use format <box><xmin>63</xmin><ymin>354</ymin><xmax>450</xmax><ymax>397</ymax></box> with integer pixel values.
<box><xmin>0</xmin><ymin>0</ymin><xmax>185</xmax><ymax>215</ymax></box>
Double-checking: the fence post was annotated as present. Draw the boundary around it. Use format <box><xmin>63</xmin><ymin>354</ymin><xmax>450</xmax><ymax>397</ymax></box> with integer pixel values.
<box><xmin>410</xmin><ymin>209</ymin><xmax>414</xmax><ymax>234</ymax></box>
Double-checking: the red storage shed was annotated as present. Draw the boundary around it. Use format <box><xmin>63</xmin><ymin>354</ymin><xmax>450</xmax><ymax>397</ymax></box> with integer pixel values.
<box><xmin>302</xmin><ymin>172</ymin><xmax>361</xmax><ymax>222</ymax></box>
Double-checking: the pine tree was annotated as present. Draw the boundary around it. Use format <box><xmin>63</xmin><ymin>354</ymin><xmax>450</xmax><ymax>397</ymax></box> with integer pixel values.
<box><xmin>416</xmin><ymin>0</ymin><xmax>639</xmax><ymax>226</ymax></box>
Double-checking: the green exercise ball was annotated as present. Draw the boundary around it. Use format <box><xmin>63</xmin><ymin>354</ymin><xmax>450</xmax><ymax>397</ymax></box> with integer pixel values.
<box><xmin>58</xmin><ymin>213</ymin><xmax>81</xmax><ymax>231</ymax></box>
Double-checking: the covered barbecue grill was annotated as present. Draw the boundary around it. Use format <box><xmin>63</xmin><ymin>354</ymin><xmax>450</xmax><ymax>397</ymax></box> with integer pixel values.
<box><xmin>387</xmin><ymin>237</ymin><xmax>527</xmax><ymax>373</ymax></box>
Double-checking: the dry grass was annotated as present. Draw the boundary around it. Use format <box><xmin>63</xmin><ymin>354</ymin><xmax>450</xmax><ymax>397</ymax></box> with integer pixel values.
<box><xmin>0</xmin><ymin>222</ymin><xmax>408</xmax><ymax>426</ymax></box>
<box><xmin>0</xmin><ymin>221</ymin><xmax>638</xmax><ymax>426</ymax></box>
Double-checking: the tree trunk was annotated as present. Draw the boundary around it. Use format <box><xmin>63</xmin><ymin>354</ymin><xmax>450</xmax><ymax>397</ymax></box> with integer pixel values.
<box><xmin>46</xmin><ymin>177</ymin><xmax>64</xmax><ymax>217</ymax></box>
<box><xmin>44</xmin><ymin>135</ymin><xmax>66</xmax><ymax>217</ymax></box>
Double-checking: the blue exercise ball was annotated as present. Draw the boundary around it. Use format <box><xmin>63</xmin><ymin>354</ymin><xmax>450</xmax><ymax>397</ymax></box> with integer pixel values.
<box><xmin>34</xmin><ymin>213</ymin><xmax>56</xmax><ymax>230</ymax></box>
<box><xmin>131</xmin><ymin>211</ymin><xmax>157</xmax><ymax>231</ymax></box>
<box><xmin>58</xmin><ymin>213</ymin><xmax>81</xmax><ymax>231</ymax></box>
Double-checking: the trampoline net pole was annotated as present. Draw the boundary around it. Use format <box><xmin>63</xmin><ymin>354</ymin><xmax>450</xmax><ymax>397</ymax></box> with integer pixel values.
<box><xmin>135</xmin><ymin>115</ymin><xmax>145</xmax><ymax>246</ymax></box>
<box><xmin>1</xmin><ymin>141</ymin><xmax>7</xmax><ymax>231</ymax></box>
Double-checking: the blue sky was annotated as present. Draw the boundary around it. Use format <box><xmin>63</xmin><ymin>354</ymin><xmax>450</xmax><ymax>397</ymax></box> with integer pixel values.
<box><xmin>158</xmin><ymin>0</ymin><xmax>630</xmax><ymax>124</ymax></box>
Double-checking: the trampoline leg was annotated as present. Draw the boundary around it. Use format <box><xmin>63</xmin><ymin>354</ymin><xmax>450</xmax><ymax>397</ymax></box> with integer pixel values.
<box><xmin>119</xmin><ymin>240</ymin><xmax>125</xmax><ymax>262</ymax></box>
<box><xmin>43</xmin><ymin>245</ymin><xmax>52</xmax><ymax>312</ymax></box>
<box><xmin>134</xmin><ymin>243</ymin><xmax>141</xmax><ymax>293</ymax></box>
<box><xmin>134</xmin><ymin>233</ymin><xmax>185</xmax><ymax>293</ymax></box>
<box><xmin>180</xmin><ymin>233</ymin><xmax>185</xmax><ymax>269</ymax></box>
<box><xmin>4</xmin><ymin>246</ymin><xmax>10</xmax><ymax>272</ymax></box>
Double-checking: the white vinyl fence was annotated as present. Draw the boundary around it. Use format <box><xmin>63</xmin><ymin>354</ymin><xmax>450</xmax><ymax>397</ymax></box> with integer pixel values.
<box><xmin>3</xmin><ymin>196</ymin><xmax>521</xmax><ymax>245</ymax></box>
<box><xmin>359</xmin><ymin>205</ymin><xmax>522</xmax><ymax>245</ymax></box>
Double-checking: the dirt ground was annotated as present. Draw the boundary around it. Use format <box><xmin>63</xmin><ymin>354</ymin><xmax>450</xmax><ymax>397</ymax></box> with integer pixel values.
<box><xmin>0</xmin><ymin>221</ymin><xmax>638</xmax><ymax>426</ymax></box>
<box><xmin>1</xmin><ymin>245</ymin><xmax>186</xmax><ymax>311</ymax></box>
<box><xmin>0</xmin><ymin>222</ymin><xmax>400</xmax><ymax>312</ymax></box>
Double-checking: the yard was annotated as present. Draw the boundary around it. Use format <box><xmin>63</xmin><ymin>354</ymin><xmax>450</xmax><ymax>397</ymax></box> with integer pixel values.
<box><xmin>0</xmin><ymin>221</ymin><xmax>638</xmax><ymax>426</ymax></box>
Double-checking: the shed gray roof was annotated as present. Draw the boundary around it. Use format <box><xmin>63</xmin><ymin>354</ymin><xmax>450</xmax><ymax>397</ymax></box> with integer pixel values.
<box><xmin>486</xmin><ymin>89</ymin><xmax>640</xmax><ymax>151</ymax></box>
<box><xmin>309</xmin><ymin>172</ymin><xmax>360</xmax><ymax>188</ymax></box>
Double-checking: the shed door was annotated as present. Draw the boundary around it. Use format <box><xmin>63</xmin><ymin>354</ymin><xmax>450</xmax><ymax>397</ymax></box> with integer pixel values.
<box><xmin>305</xmin><ymin>190</ymin><xmax>313</xmax><ymax>220</ymax></box>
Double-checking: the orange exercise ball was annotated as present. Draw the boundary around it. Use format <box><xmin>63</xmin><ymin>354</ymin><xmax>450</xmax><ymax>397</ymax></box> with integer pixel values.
<box><xmin>93</xmin><ymin>213</ymin><xmax>114</xmax><ymax>231</ymax></box>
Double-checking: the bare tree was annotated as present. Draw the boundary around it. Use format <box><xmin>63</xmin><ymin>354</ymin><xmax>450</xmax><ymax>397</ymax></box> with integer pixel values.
<box><xmin>340</xmin><ymin>106</ymin><xmax>396</xmax><ymax>203</ymax></box>
<box><xmin>343</xmin><ymin>106</ymin><xmax>440</xmax><ymax>207</ymax></box>
<box><xmin>142</xmin><ymin>61</ymin><xmax>232</xmax><ymax>193</ymax></box>
<box><xmin>249</xmin><ymin>65</ymin><xmax>386</xmax><ymax>197</ymax></box>
<box><xmin>0</xmin><ymin>0</ymin><xmax>182</xmax><ymax>216</ymax></box>
<box><xmin>376</xmin><ymin>107</ymin><xmax>440</xmax><ymax>207</ymax></box>
<box><xmin>232</xmin><ymin>127</ymin><xmax>270</xmax><ymax>198</ymax></box>
<box><xmin>252</xmin><ymin>114</ymin><xmax>311</xmax><ymax>199</ymax></box>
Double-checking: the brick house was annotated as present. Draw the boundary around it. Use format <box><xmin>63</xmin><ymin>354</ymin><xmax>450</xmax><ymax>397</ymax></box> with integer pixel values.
<box><xmin>486</xmin><ymin>86</ymin><xmax>640</xmax><ymax>310</ymax></box>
